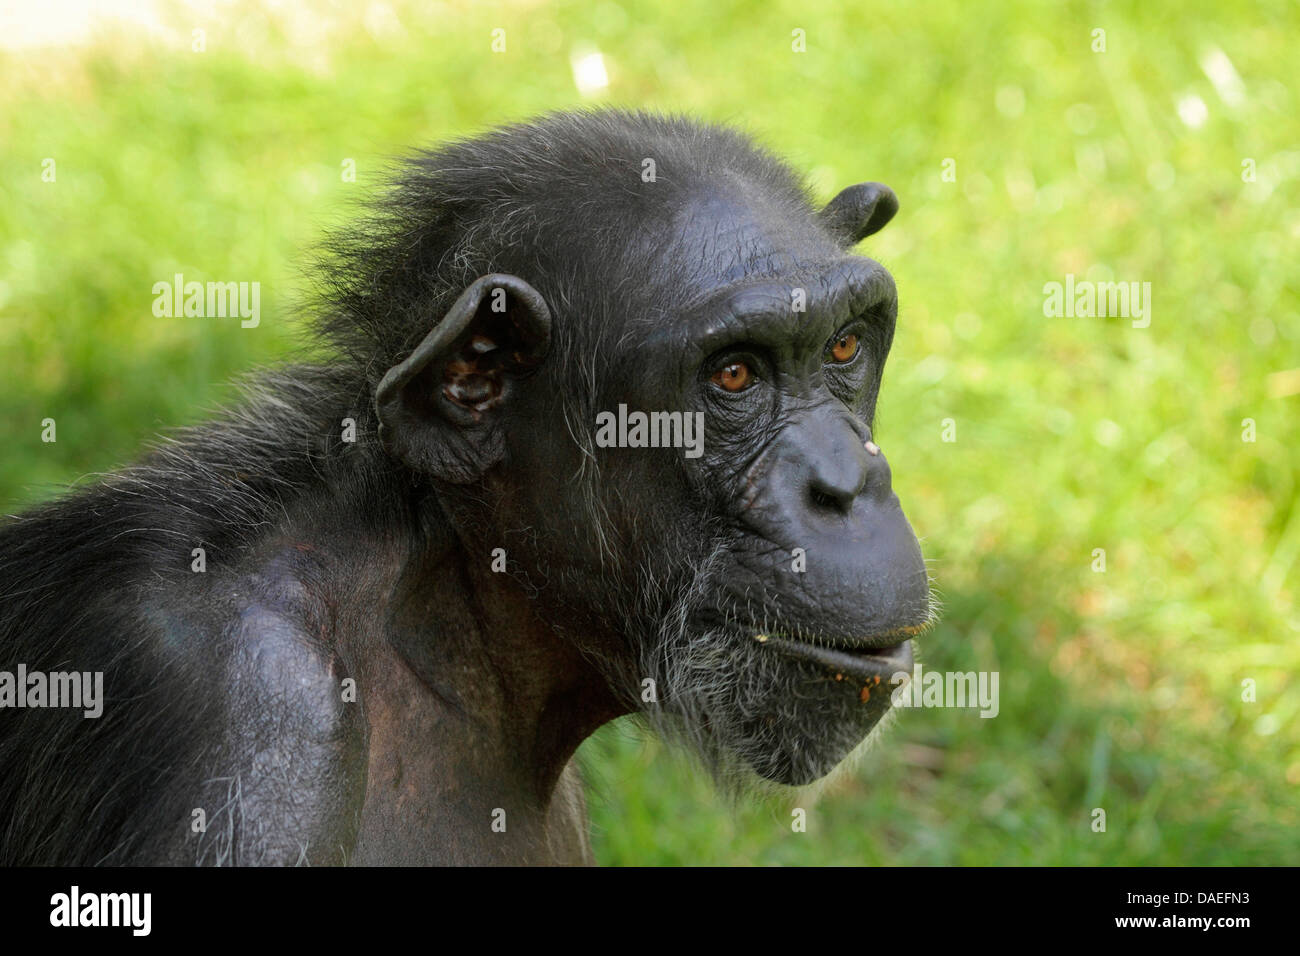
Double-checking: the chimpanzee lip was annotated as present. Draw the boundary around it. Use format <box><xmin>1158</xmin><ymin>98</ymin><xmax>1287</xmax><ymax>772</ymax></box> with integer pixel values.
<box><xmin>758</xmin><ymin>633</ymin><xmax>915</xmax><ymax>683</ymax></box>
<box><xmin>695</xmin><ymin>611</ymin><xmax>924</xmax><ymax>681</ymax></box>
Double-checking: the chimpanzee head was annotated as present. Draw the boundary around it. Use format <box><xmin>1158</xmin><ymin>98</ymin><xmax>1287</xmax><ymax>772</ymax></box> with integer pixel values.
<box><xmin>358</xmin><ymin>110</ymin><xmax>933</xmax><ymax>788</ymax></box>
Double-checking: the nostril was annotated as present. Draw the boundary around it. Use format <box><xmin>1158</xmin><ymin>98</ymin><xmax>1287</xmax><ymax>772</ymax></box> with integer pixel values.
<box><xmin>810</xmin><ymin>488</ymin><xmax>841</xmax><ymax>512</ymax></box>
<box><xmin>808</xmin><ymin>479</ymin><xmax>856</xmax><ymax>514</ymax></box>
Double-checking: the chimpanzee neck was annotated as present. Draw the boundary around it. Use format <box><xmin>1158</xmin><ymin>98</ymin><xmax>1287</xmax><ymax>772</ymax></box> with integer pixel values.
<box><xmin>142</xmin><ymin>369</ymin><xmax>624</xmax><ymax>860</ymax></box>
<box><xmin>288</xmin><ymin>476</ymin><xmax>622</xmax><ymax>861</ymax></box>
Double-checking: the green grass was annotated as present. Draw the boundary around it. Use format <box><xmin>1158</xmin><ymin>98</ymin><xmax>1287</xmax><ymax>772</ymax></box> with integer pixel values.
<box><xmin>1</xmin><ymin>0</ymin><xmax>1296</xmax><ymax>864</ymax></box>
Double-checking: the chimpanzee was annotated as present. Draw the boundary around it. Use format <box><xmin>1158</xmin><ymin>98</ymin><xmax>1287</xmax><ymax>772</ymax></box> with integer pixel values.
<box><xmin>0</xmin><ymin>109</ymin><xmax>932</xmax><ymax>865</ymax></box>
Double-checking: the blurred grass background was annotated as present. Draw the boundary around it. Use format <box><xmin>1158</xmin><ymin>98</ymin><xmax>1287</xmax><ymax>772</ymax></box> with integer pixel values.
<box><xmin>0</xmin><ymin>0</ymin><xmax>1296</xmax><ymax>864</ymax></box>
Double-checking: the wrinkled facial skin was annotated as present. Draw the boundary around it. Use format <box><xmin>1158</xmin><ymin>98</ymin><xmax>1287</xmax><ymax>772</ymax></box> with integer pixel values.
<box><xmin>596</xmin><ymin>185</ymin><xmax>932</xmax><ymax>787</ymax></box>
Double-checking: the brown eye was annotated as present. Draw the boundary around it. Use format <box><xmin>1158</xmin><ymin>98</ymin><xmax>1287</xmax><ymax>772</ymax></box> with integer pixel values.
<box><xmin>711</xmin><ymin>361</ymin><xmax>753</xmax><ymax>392</ymax></box>
<box><xmin>829</xmin><ymin>332</ymin><xmax>860</xmax><ymax>363</ymax></box>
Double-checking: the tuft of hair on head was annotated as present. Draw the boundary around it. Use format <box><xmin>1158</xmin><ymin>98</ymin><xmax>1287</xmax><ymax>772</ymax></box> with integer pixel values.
<box><xmin>308</xmin><ymin>109</ymin><xmax>817</xmax><ymax>401</ymax></box>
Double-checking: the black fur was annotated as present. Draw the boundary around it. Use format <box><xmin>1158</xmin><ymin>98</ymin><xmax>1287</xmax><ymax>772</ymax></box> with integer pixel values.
<box><xmin>0</xmin><ymin>109</ymin><xmax>928</xmax><ymax>865</ymax></box>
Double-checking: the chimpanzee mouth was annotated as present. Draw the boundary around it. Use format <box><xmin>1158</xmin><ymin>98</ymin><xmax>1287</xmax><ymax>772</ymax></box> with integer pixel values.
<box><xmin>755</xmin><ymin>633</ymin><xmax>914</xmax><ymax>683</ymax></box>
<box><xmin>695</xmin><ymin>611</ymin><xmax>923</xmax><ymax>682</ymax></box>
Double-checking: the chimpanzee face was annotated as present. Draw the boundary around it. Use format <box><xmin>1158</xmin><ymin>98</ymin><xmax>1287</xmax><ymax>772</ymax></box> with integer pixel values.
<box><xmin>598</xmin><ymin>185</ymin><xmax>931</xmax><ymax>784</ymax></box>
<box><xmin>377</xmin><ymin>164</ymin><xmax>930</xmax><ymax>787</ymax></box>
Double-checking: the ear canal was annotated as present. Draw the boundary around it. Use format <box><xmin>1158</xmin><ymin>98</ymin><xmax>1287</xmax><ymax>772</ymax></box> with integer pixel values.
<box><xmin>376</xmin><ymin>274</ymin><xmax>551</xmax><ymax>415</ymax></box>
<box><xmin>818</xmin><ymin>182</ymin><xmax>899</xmax><ymax>247</ymax></box>
<box><xmin>374</xmin><ymin>273</ymin><xmax>551</xmax><ymax>482</ymax></box>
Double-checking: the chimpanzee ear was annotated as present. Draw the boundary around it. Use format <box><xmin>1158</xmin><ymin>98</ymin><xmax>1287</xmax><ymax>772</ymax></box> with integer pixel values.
<box><xmin>375</xmin><ymin>273</ymin><xmax>551</xmax><ymax>483</ymax></box>
<box><xmin>818</xmin><ymin>182</ymin><xmax>899</xmax><ymax>247</ymax></box>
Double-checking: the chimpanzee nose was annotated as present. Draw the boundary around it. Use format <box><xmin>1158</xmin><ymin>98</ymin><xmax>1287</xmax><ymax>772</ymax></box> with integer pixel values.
<box><xmin>809</xmin><ymin>453</ymin><xmax>865</xmax><ymax>513</ymax></box>
<box><xmin>807</xmin><ymin>418</ymin><xmax>890</xmax><ymax>514</ymax></box>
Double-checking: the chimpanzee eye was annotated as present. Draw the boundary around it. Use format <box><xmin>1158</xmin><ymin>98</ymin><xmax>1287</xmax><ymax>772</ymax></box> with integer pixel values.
<box><xmin>827</xmin><ymin>332</ymin><xmax>860</xmax><ymax>364</ymax></box>
<box><xmin>711</xmin><ymin>361</ymin><xmax>754</xmax><ymax>392</ymax></box>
